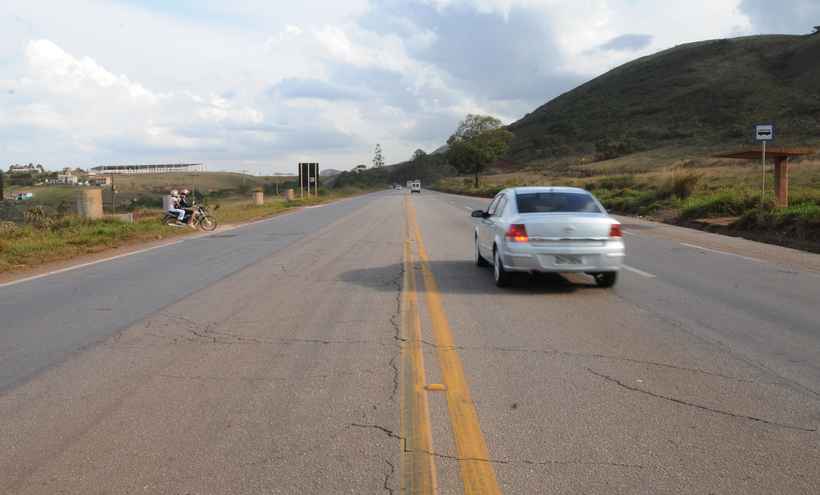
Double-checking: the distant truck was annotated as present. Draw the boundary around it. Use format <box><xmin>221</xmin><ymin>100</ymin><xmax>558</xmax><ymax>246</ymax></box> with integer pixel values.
<box><xmin>410</xmin><ymin>180</ymin><xmax>421</xmax><ymax>194</ymax></box>
<box><xmin>15</xmin><ymin>192</ymin><xmax>34</xmax><ymax>201</ymax></box>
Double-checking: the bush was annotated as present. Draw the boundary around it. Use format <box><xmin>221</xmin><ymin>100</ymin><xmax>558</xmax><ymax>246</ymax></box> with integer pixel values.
<box><xmin>597</xmin><ymin>189</ymin><xmax>662</xmax><ymax>215</ymax></box>
<box><xmin>679</xmin><ymin>191</ymin><xmax>760</xmax><ymax>219</ymax></box>
<box><xmin>658</xmin><ymin>172</ymin><xmax>700</xmax><ymax>200</ymax></box>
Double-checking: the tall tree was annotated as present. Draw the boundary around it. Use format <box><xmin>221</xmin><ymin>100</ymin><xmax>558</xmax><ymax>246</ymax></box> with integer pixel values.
<box><xmin>446</xmin><ymin>114</ymin><xmax>514</xmax><ymax>187</ymax></box>
<box><xmin>373</xmin><ymin>144</ymin><xmax>384</xmax><ymax>168</ymax></box>
<box><xmin>411</xmin><ymin>149</ymin><xmax>427</xmax><ymax>162</ymax></box>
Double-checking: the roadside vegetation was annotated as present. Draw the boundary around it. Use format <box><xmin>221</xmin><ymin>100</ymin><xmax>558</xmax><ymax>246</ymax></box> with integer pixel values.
<box><xmin>0</xmin><ymin>187</ymin><xmax>369</xmax><ymax>274</ymax></box>
<box><xmin>434</xmin><ymin>154</ymin><xmax>820</xmax><ymax>251</ymax></box>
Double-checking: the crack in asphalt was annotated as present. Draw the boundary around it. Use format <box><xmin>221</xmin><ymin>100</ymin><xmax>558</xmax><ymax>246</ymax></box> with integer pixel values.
<box><xmin>388</xmin><ymin>259</ymin><xmax>405</xmax><ymax>403</ymax></box>
<box><xmin>388</xmin><ymin>352</ymin><xmax>400</xmax><ymax>403</ymax></box>
<box><xmin>350</xmin><ymin>423</ymin><xmax>647</xmax><ymax>470</ymax></box>
<box><xmin>383</xmin><ymin>459</ymin><xmax>396</xmax><ymax>495</ymax></box>
<box><xmin>614</xmin><ymin>294</ymin><xmax>820</xmax><ymax>400</ymax></box>
<box><xmin>143</xmin><ymin>328</ymin><xmax>398</xmax><ymax>348</ymax></box>
<box><xmin>587</xmin><ymin>368</ymin><xmax>817</xmax><ymax>432</ymax></box>
<box><xmin>414</xmin><ymin>341</ymin><xmax>775</xmax><ymax>386</ymax></box>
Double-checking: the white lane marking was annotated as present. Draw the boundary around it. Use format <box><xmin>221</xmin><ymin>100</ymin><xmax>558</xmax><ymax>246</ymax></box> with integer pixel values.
<box><xmin>621</xmin><ymin>264</ymin><xmax>656</xmax><ymax>278</ymax></box>
<box><xmin>623</xmin><ymin>230</ymin><xmax>640</xmax><ymax>236</ymax></box>
<box><xmin>680</xmin><ymin>242</ymin><xmax>764</xmax><ymax>263</ymax></box>
<box><xmin>0</xmin><ymin>240</ymin><xmax>186</xmax><ymax>289</ymax></box>
<box><xmin>305</xmin><ymin>204</ymin><xmax>327</xmax><ymax>209</ymax></box>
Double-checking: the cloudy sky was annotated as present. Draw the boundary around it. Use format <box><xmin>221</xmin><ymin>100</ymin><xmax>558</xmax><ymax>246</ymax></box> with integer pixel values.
<box><xmin>1</xmin><ymin>0</ymin><xmax>817</xmax><ymax>173</ymax></box>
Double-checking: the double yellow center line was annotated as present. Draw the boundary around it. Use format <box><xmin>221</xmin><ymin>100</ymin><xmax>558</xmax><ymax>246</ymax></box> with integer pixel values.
<box><xmin>400</xmin><ymin>196</ymin><xmax>502</xmax><ymax>494</ymax></box>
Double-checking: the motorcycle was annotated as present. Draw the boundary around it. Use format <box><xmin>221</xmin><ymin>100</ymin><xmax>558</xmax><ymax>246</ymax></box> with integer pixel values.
<box><xmin>161</xmin><ymin>204</ymin><xmax>218</xmax><ymax>231</ymax></box>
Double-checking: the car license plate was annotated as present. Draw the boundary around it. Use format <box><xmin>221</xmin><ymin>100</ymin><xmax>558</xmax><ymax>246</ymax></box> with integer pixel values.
<box><xmin>555</xmin><ymin>255</ymin><xmax>582</xmax><ymax>265</ymax></box>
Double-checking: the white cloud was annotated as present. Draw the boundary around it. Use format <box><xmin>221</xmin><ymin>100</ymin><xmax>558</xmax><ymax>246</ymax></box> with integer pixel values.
<box><xmin>0</xmin><ymin>0</ymin><xmax>812</xmax><ymax>171</ymax></box>
<box><xmin>25</xmin><ymin>39</ymin><xmax>158</xmax><ymax>103</ymax></box>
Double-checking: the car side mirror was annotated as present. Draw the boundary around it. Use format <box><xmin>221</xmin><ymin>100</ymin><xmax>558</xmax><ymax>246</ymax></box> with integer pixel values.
<box><xmin>471</xmin><ymin>210</ymin><xmax>487</xmax><ymax>218</ymax></box>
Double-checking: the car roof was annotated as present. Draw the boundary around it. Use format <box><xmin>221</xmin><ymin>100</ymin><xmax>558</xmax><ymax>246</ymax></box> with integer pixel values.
<box><xmin>508</xmin><ymin>186</ymin><xmax>590</xmax><ymax>195</ymax></box>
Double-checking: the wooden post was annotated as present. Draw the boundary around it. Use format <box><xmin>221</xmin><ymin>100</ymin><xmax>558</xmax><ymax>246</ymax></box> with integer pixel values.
<box><xmin>773</xmin><ymin>157</ymin><xmax>789</xmax><ymax>208</ymax></box>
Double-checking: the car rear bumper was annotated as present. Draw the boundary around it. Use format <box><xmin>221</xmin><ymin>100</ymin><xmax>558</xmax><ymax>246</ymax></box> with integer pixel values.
<box><xmin>500</xmin><ymin>240</ymin><xmax>625</xmax><ymax>273</ymax></box>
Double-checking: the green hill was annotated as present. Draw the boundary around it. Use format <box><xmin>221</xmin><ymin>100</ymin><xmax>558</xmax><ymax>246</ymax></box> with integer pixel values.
<box><xmin>507</xmin><ymin>34</ymin><xmax>820</xmax><ymax>163</ymax></box>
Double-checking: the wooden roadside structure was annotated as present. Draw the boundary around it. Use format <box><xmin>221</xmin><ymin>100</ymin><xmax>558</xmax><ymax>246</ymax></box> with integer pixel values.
<box><xmin>715</xmin><ymin>147</ymin><xmax>815</xmax><ymax>207</ymax></box>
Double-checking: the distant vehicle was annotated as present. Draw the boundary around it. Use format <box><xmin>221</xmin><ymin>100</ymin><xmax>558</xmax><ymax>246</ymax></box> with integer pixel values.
<box><xmin>393</xmin><ymin>184</ymin><xmax>402</xmax><ymax>190</ymax></box>
<box><xmin>471</xmin><ymin>187</ymin><xmax>624</xmax><ymax>288</ymax></box>
<box><xmin>15</xmin><ymin>192</ymin><xmax>34</xmax><ymax>201</ymax></box>
<box><xmin>410</xmin><ymin>181</ymin><xmax>421</xmax><ymax>194</ymax></box>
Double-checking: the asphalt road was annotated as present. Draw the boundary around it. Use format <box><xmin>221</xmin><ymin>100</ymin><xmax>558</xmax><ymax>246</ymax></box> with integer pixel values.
<box><xmin>1</xmin><ymin>190</ymin><xmax>818</xmax><ymax>494</ymax></box>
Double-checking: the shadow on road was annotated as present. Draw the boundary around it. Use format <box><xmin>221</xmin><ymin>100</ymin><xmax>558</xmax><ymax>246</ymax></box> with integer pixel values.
<box><xmin>339</xmin><ymin>260</ymin><xmax>601</xmax><ymax>295</ymax></box>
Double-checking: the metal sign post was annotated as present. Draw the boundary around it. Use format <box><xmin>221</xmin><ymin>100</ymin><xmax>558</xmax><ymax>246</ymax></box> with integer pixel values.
<box><xmin>754</xmin><ymin>124</ymin><xmax>774</xmax><ymax>206</ymax></box>
<box><xmin>298</xmin><ymin>163</ymin><xmax>319</xmax><ymax>199</ymax></box>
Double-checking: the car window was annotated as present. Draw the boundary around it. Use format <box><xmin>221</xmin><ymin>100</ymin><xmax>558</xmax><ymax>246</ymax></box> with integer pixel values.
<box><xmin>486</xmin><ymin>195</ymin><xmax>502</xmax><ymax>215</ymax></box>
<box><xmin>516</xmin><ymin>192</ymin><xmax>602</xmax><ymax>213</ymax></box>
<box><xmin>493</xmin><ymin>196</ymin><xmax>507</xmax><ymax>217</ymax></box>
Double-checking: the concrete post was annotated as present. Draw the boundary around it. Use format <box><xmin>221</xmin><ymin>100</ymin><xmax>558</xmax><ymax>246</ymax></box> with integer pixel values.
<box><xmin>774</xmin><ymin>157</ymin><xmax>789</xmax><ymax>208</ymax></box>
<box><xmin>286</xmin><ymin>188</ymin><xmax>295</xmax><ymax>201</ymax></box>
<box><xmin>76</xmin><ymin>188</ymin><xmax>104</xmax><ymax>219</ymax></box>
<box><xmin>253</xmin><ymin>190</ymin><xmax>264</xmax><ymax>205</ymax></box>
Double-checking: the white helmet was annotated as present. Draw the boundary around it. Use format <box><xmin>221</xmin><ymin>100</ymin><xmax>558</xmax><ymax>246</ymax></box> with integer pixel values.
<box><xmin>170</xmin><ymin>189</ymin><xmax>179</xmax><ymax>197</ymax></box>
<box><xmin>180</xmin><ymin>189</ymin><xmax>190</xmax><ymax>196</ymax></box>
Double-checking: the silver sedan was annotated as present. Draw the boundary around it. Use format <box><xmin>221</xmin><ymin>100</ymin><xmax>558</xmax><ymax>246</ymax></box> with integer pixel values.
<box><xmin>472</xmin><ymin>187</ymin><xmax>625</xmax><ymax>287</ymax></box>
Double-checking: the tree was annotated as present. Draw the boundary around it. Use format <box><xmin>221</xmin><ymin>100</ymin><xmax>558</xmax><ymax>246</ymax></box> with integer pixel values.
<box><xmin>373</xmin><ymin>144</ymin><xmax>384</xmax><ymax>168</ymax></box>
<box><xmin>446</xmin><ymin>114</ymin><xmax>514</xmax><ymax>188</ymax></box>
<box><xmin>411</xmin><ymin>149</ymin><xmax>427</xmax><ymax>162</ymax></box>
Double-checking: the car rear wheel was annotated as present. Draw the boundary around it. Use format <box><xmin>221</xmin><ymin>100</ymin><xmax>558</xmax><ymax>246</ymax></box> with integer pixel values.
<box><xmin>593</xmin><ymin>272</ymin><xmax>617</xmax><ymax>288</ymax></box>
<box><xmin>493</xmin><ymin>247</ymin><xmax>512</xmax><ymax>287</ymax></box>
<box><xmin>475</xmin><ymin>237</ymin><xmax>489</xmax><ymax>267</ymax></box>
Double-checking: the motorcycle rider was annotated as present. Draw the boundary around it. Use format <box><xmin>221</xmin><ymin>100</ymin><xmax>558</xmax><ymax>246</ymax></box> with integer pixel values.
<box><xmin>167</xmin><ymin>189</ymin><xmax>186</xmax><ymax>225</ymax></box>
<box><xmin>179</xmin><ymin>189</ymin><xmax>194</xmax><ymax>227</ymax></box>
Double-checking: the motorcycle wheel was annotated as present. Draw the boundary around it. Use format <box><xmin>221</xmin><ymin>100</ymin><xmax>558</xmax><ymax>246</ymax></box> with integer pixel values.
<box><xmin>199</xmin><ymin>215</ymin><xmax>217</xmax><ymax>231</ymax></box>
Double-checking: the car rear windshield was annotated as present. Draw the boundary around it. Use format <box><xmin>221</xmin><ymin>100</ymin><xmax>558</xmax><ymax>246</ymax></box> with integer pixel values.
<box><xmin>515</xmin><ymin>192</ymin><xmax>602</xmax><ymax>213</ymax></box>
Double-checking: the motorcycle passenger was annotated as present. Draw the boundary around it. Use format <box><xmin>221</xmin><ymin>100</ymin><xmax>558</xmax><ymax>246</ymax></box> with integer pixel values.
<box><xmin>167</xmin><ymin>189</ymin><xmax>186</xmax><ymax>225</ymax></box>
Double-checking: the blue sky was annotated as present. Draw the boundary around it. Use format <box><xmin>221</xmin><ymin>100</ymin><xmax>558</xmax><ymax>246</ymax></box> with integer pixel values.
<box><xmin>0</xmin><ymin>0</ymin><xmax>817</xmax><ymax>173</ymax></box>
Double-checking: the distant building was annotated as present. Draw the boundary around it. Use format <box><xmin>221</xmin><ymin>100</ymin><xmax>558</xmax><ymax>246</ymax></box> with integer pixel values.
<box><xmin>90</xmin><ymin>163</ymin><xmax>205</xmax><ymax>175</ymax></box>
<box><xmin>89</xmin><ymin>176</ymin><xmax>111</xmax><ymax>187</ymax></box>
<box><xmin>56</xmin><ymin>171</ymin><xmax>79</xmax><ymax>185</ymax></box>
<box><xmin>8</xmin><ymin>164</ymin><xmax>44</xmax><ymax>175</ymax></box>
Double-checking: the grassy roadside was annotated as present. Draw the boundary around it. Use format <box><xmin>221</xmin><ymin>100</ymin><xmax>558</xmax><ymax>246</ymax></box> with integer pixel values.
<box><xmin>0</xmin><ymin>188</ymin><xmax>370</xmax><ymax>274</ymax></box>
<box><xmin>434</xmin><ymin>160</ymin><xmax>820</xmax><ymax>252</ymax></box>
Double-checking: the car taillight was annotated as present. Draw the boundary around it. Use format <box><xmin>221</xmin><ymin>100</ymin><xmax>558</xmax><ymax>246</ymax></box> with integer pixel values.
<box><xmin>609</xmin><ymin>224</ymin><xmax>622</xmax><ymax>237</ymax></box>
<box><xmin>506</xmin><ymin>224</ymin><xmax>528</xmax><ymax>242</ymax></box>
